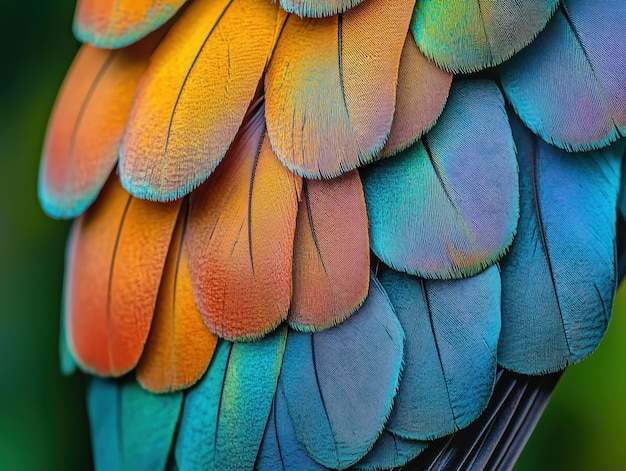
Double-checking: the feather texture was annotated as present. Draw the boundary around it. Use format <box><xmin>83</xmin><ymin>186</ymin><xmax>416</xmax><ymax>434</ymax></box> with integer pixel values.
<box><xmin>354</xmin><ymin>430</ymin><xmax>427</xmax><ymax>471</ymax></box>
<box><xmin>174</xmin><ymin>329</ymin><xmax>287</xmax><ymax>470</ymax></box>
<box><xmin>280</xmin><ymin>276</ymin><xmax>404</xmax><ymax>469</ymax></box>
<box><xmin>88</xmin><ymin>378</ymin><xmax>182</xmax><ymax>471</ymax></box>
<box><xmin>280</xmin><ymin>0</ymin><xmax>365</xmax><ymax>18</ymax></box>
<box><xmin>381</xmin><ymin>33</ymin><xmax>452</xmax><ymax>157</ymax></box>
<box><xmin>362</xmin><ymin>80</ymin><xmax>518</xmax><ymax>279</ymax></box>
<box><xmin>74</xmin><ymin>0</ymin><xmax>185</xmax><ymax>48</ymax></box>
<box><xmin>39</xmin><ymin>38</ymin><xmax>157</xmax><ymax>219</ymax></box>
<box><xmin>500</xmin><ymin>0</ymin><xmax>626</xmax><ymax>151</ymax></box>
<box><xmin>256</xmin><ymin>385</ymin><xmax>327</xmax><ymax>471</ymax></box>
<box><xmin>185</xmin><ymin>104</ymin><xmax>301</xmax><ymax>340</ymax></box>
<box><xmin>65</xmin><ymin>178</ymin><xmax>180</xmax><ymax>376</ymax></box>
<box><xmin>289</xmin><ymin>171</ymin><xmax>369</xmax><ymax>331</ymax></box>
<box><xmin>411</xmin><ymin>0</ymin><xmax>558</xmax><ymax>73</ymax></box>
<box><xmin>174</xmin><ymin>341</ymin><xmax>231</xmax><ymax>471</ymax></box>
<box><xmin>379</xmin><ymin>266</ymin><xmax>500</xmax><ymax>440</ymax></box>
<box><xmin>498</xmin><ymin>116</ymin><xmax>624</xmax><ymax>374</ymax></box>
<box><xmin>120</xmin><ymin>0</ymin><xmax>286</xmax><ymax>201</ymax></box>
<box><xmin>136</xmin><ymin>203</ymin><xmax>218</xmax><ymax>393</ymax></box>
<box><xmin>265</xmin><ymin>0</ymin><xmax>414</xmax><ymax>178</ymax></box>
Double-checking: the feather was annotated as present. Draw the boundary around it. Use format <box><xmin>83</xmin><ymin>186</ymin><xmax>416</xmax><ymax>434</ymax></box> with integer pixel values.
<box><xmin>279</xmin><ymin>0</ymin><xmax>365</xmax><ymax>18</ymax></box>
<box><xmin>174</xmin><ymin>341</ymin><xmax>231</xmax><ymax>471</ymax></box>
<box><xmin>362</xmin><ymin>80</ymin><xmax>518</xmax><ymax>279</ymax></box>
<box><xmin>381</xmin><ymin>33</ymin><xmax>452</xmax><ymax>157</ymax></box>
<box><xmin>265</xmin><ymin>0</ymin><xmax>414</xmax><ymax>178</ymax></box>
<box><xmin>500</xmin><ymin>0</ymin><xmax>626</xmax><ymax>151</ymax></box>
<box><xmin>39</xmin><ymin>37</ymin><xmax>158</xmax><ymax>219</ymax></box>
<box><xmin>214</xmin><ymin>326</ymin><xmax>287</xmax><ymax>470</ymax></box>
<box><xmin>256</xmin><ymin>385</ymin><xmax>327</xmax><ymax>471</ymax></box>
<box><xmin>73</xmin><ymin>0</ymin><xmax>185</xmax><ymax>48</ymax></box>
<box><xmin>185</xmin><ymin>103</ymin><xmax>301</xmax><ymax>340</ymax></box>
<box><xmin>120</xmin><ymin>0</ymin><xmax>286</xmax><ymax>201</ymax></box>
<box><xmin>174</xmin><ymin>329</ymin><xmax>287</xmax><ymax>470</ymax></box>
<box><xmin>88</xmin><ymin>378</ymin><xmax>183</xmax><ymax>471</ymax></box>
<box><xmin>136</xmin><ymin>202</ymin><xmax>218</xmax><ymax>393</ymax></box>
<box><xmin>289</xmin><ymin>171</ymin><xmax>369</xmax><ymax>331</ymax></box>
<box><xmin>65</xmin><ymin>177</ymin><xmax>181</xmax><ymax>376</ymax></box>
<box><xmin>379</xmin><ymin>266</ymin><xmax>500</xmax><ymax>441</ymax></box>
<box><xmin>354</xmin><ymin>430</ymin><xmax>427</xmax><ymax>471</ymax></box>
<box><xmin>411</xmin><ymin>0</ymin><xmax>558</xmax><ymax>73</ymax></box>
<box><xmin>280</xmin><ymin>275</ymin><xmax>404</xmax><ymax>469</ymax></box>
<box><xmin>498</xmin><ymin>115</ymin><xmax>624</xmax><ymax>374</ymax></box>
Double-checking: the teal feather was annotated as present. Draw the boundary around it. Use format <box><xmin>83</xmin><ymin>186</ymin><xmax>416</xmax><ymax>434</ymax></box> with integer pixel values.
<box><xmin>279</xmin><ymin>275</ymin><xmax>404</xmax><ymax>469</ymax></box>
<box><xmin>353</xmin><ymin>430</ymin><xmax>427</xmax><ymax>471</ymax></box>
<box><xmin>175</xmin><ymin>332</ymin><xmax>287</xmax><ymax>471</ymax></box>
<box><xmin>174</xmin><ymin>341</ymin><xmax>231</xmax><ymax>471</ymax></box>
<box><xmin>498</xmin><ymin>115</ymin><xmax>625</xmax><ymax>374</ymax></box>
<box><xmin>279</xmin><ymin>0</ymin><xmax>365</xmax><ymax>17</ymax></box>
<box><xmin>411</xmin><ymin>0</ymin><xmax>557</xmax><ymax>73</ymax></box>
<box><xmin>174</xmin><ymin>330</ymin><xmax>286</xmax><ymax>470</ymax></box>
<box><xmin>500</xmin><ymin>0</ymin><xmax>626</xmax><ymax>152</ymax></box>
<box><xmin>362</xmin><ymin>80</ymin><xmax>518</xmax><ymax>279</ymax></box>
<box><xmin>88</xmin><ymin>378</ymin><xmax>183</xmax><ymax>471</ymax></box>
<box><xmin>216</xmin><ymin>326</ymin><xmax>287</xmax><ymax>470</ymax></box>
<box><xmin>379</xmin><ymin>266</ymin><xmax>500</xmax><ymax>440</ymax></box>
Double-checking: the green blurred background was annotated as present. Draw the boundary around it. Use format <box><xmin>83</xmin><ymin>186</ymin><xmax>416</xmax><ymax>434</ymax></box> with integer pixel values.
<box><xmin>0</xmin><ymin>1</ymin><xmax>624</xmax><ymax>469</ymax></box>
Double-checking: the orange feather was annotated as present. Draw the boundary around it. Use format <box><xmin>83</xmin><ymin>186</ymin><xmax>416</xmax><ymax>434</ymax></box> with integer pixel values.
<box><xmin>74</xmin><ymin>0</ymin><xmax>186</xmax><ymax>48</ymax></box>
<box><xmin>381</xmin><ymin>34</ymin><xmax>452</xmax><ymax>156</ymax></box>
<box><xmin>265</xmin><ymin>0</ymin><xmax>415</xmax><ymax>178</ymax></box>
<box><xmin>289</xmin><ymin>171</ymin><xmax>370</xmax><ymax>330</ymax></box>
<box><xmin>40</xmin><ymin>36</ymin><xmax>160</xmax><ymax>219</ymax></box>
<box><xmin>137</xmin><ymin>203</ymin><xmax>218</xmax><ymax>393</ymax></box>
<box><xmin>185</xmin><ymin>102</ymin><xmax>302</xmax><ymax>341</ymax></box>
<box><xmin>65</xmin><ymin>177</ymin><xmax>181</xmax><ymax>376</ymax></box>
<box><xmin>120</xmin><ymin>0</ymin><xmax>287</xmax><ymax>202</ymax></box>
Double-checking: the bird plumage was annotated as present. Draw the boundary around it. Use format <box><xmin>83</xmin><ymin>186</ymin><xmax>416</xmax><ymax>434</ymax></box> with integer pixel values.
<box><xmin>39</xmin><ymin>0</ymin><xmax>626</xmax><ymax>469</ymax></box>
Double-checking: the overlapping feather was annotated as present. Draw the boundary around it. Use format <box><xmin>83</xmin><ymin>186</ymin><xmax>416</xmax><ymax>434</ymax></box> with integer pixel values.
<box><xmin>362</xmin><ymin>80</ymin><xmax>518</xmax><ymax>278</ymax></box>
<box><xmin>40</xmin><ymin>0</ymin><xmax>626</xmax><ymax>470</ymax></box>
<box><xmin>39</xmin><ymin>35</ymin><xmax>160</xmax><ymax>219</ymax></box>
<box><xmin>64</xmin><ymin>177</ymin><xmax>180</xmax><ymax>376</ymax></box>
<box><xmin>500</xmin><ymin>0</ymin><xmax>626</xmax><ymax>151</ymax></box>
<box><xmin>498</xmin><ymin>116</ymin><xmax>624</xmax><ymax>374</ymax></box>
<box><xmin>120</xmin><ymin>0</ymin><xmax>286</xmax><ymax>201</ymax></box>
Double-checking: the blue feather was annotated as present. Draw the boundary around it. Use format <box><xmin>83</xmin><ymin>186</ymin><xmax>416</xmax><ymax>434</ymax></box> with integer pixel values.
<box><xmin>279</xmin><ymin>275</ymin><xmax>404</xmax><ymax>469</ymax></box>
<box><xmin>362</xmin><ymin>80</ymin><xmax>518</xmax><ymax>279</ymax></box>
<box><xmin>379</xmin><ymin>266</ymin><xmax>500</xmax><ymax>440</ymax></box>
<box><xmin>88</xmin><ymin>378</ymin><xmax>183</xmax><ymax>471</ymax></box>
<box><xmin>498</xmin><ymin>115</ymin><xmax>625</xmax><ymax>374</ymax></box>
<box><xmin>256</xmin><ymin>384</ymin><xmax>326</xmax><ymax>471</ymax></box>
<box><xmin>500</xmin><ymin>0</ymin><xmax>626</xmax><ymax>151</ymax></box>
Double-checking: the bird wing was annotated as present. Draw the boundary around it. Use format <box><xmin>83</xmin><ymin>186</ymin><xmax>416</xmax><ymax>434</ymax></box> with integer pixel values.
<box><xmin>42</xmin><ymin>0</ymin><xmax>626</xmax><ymax>469</ymax></box>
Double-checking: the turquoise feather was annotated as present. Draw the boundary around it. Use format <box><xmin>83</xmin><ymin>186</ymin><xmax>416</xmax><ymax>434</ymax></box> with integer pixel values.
<box><xmin>174</xmin><ymin>341</ymin><xmax>231</xmax><ymax>471</ymax></box>
<box><xmin>500</xmin><ymin>0</ymin><xmax>626</xmax><ymax>152</ymax></box>
<box><xmin>411</xmin><ymin>0</ymin><xmax>557</xmax><ymax>73</ymax></box>
<box><xmin>88</xmin><ymin>378</ymin><xmax>183</xmax><ymax>471</ymax></box>
<box><xmin>175</xmin><ymin>329</ymin><xmax>286</xmax><ymax>470</ymax></box>
<box><xmin>362</xmin><ymin>80</ymin><xmax>518</xmax><ymax>279</ymax></box>
<box><xmin>279</xmin><ymin>275</ymin><xmax>404</xmax><ymax>469</ymax></box>
<box><xmin>498</xmin><ymin>115</ymin><xmax>624</xmax><ymax>374</ymax></box>
<box><xmin>379</xmin><ymin>266</ymin><xmax>500</xmax><ymax>440</ymax></box>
